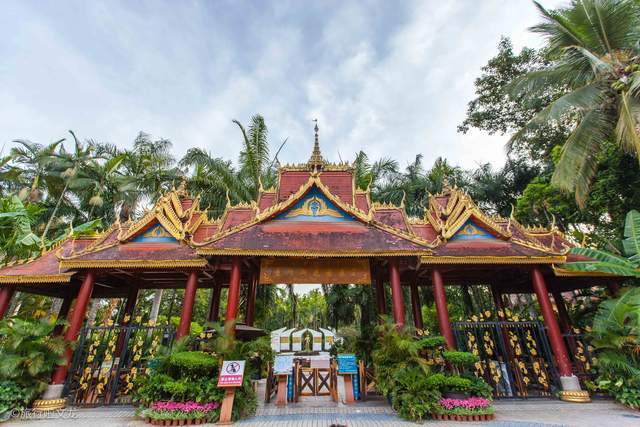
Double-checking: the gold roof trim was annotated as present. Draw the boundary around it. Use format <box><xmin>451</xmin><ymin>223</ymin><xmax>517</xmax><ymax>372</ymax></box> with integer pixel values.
<box><xmin>420</xmin><ymin>255</ymin><xmax>566</xmax><ymax>265</ymax></box>
<box><xmin>0</xmin><ymin>272</ymin><xmax>74</xmax><ymax>284</ymax></box>
<box><xmin>551</xmin><ymin>264</ymin><xmax>620</xmax><ymax>277</ymax></box>
<box><xmin>59</xmin><ymin>259</ymin><xmax>208</xmax><ymax>269</ymax></box>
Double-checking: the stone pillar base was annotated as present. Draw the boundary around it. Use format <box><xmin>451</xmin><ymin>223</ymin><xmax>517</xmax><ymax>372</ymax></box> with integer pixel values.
<box><xmin>558</xmin><ymin>375</ymin><xmax>590</xmax><ymax>402</ymax></box>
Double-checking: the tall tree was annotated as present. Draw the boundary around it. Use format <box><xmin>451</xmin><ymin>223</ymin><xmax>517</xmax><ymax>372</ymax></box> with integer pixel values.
<box><xmin>510</xmin><ymin>0</ymin><xmax>640</xmax><ymax>207</ymax></box>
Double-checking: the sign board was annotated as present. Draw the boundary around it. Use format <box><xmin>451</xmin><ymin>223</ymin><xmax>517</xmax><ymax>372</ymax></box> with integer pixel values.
<box><xmin>273</xmin><ymin>355</ymin><xmax>294</xmax><ymax>375</ymax></box>
<box><xmin>217</xmin><ymin>360</ymin><xmax>245</xmax><ymax>388</ymax></box>
<box><xmin>337</xmin><ymin>354</ymin><xmax>358</xmax><ymax>374</ymax></box>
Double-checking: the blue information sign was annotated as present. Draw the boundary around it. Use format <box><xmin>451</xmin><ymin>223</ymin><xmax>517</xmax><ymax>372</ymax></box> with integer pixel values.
<box><xmin>337</xmin><ymin>354</ymin><xmax>358</xmax><ymax>375</ymax></box>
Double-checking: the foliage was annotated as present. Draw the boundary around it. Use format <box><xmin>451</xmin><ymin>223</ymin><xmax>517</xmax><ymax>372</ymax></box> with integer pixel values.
<box><xmin>509</xmin><ymin>0</ymin><xmax>640</xmax><ymax>207</ymax></box>
<box><xmin>586</xmin><ymin>287</ymin><xmax>640</xmax><ymax>408</ymax></box>
<box><xmin>0</xmin><ymin>380</ymin><xmax>31</xmax><ymax>421</ymax></box>
<box><xmin>166</xmin><ymin>351</ymin><xmax>218</xmax><ymax>379</ymax></box>
<box><xmin>442</xmin><ymin>351</ymin><xmax>479</xmax><ymax>368</ymax></box>
<box><xmin>371</xmin><ymin>320</ymin><xmax>428</xmax><ymax>397</ymax></box>
<box><xmin>0</xmin><ymin>318</ymin><xmax>69</xmax><ymax>416</ymax></box>
<box><xmin>390</xmin><ymin>366</ymin><xmax>441</xmax><ymax>421</ymax></box>
<box><xmin>566</xmin><ymin>210</ymin><xmax>640</xmax><ymax>276</ymax></box>
<box><xmin>0</xmin><ymin>195</ymin><xmax>42</xmax><ymax>261</ymax></box>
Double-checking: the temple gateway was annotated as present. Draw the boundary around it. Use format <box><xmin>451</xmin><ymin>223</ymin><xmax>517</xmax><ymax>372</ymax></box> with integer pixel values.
<box><xmin>0</xmin><ymin>133</ymin><xmax>618</xmax><ymax>405</ymax></box>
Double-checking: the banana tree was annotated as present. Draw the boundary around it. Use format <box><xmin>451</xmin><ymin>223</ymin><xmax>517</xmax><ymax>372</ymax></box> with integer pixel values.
<box><xmin>565</xmin><ymin>210</ymin><xmax>640</xmax><ymax>277</ymax></box>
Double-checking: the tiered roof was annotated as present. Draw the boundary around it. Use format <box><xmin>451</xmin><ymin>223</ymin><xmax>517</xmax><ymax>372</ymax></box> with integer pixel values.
<box><xmin>0</xmin><ymin>134</ymin><xmax>587</xmax><ymax>286</ymax></box>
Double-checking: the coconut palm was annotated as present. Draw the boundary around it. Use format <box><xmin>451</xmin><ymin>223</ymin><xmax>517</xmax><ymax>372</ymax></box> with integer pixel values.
<box><xmin>510</xmin><ymin>0</ymin><xmax>640</xmax><ymax>208</ymax></box>
<box><xmin>232</xmin><ymin>115</ymin><xmax>283</xmax><ymax>197</ymax></box>
<box><xmin>118</xmin><ymin>132</ymin><xmax>182</xmax><ymax>219</ymax></box>
<box><xmin>9</xmin><ymin>139</ymin><xmax>64</xmax><ymax>204</ymax></box>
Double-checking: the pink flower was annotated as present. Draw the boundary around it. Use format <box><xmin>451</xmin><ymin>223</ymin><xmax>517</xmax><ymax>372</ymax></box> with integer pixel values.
<box><xmin>439</xmin><ymin>397</ymin><xmax>491</xmax><ymax>411</ymax></box>
<box><xmin>150</xmin><ymin>401</ymin><xmax>220</xmax><ymax>413</ymax></box>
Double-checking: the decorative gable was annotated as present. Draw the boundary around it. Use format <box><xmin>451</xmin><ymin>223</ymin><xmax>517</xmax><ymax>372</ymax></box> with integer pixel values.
<box><xmin>449</xmin><ymin>219</ymin><xmax>498</xmax><ymax>241</ymax></box>
<box><xmin>274</xmin><ymin>187</ymin><xmax>353</xmax><ymax>222</ymax></box>
<box><xmin>131</xmin><ymin>224</ymin><xmax>178</xmax><ymax>243</ymax></box>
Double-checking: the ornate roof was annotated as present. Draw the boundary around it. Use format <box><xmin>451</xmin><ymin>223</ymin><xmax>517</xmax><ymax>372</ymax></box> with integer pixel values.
<box><xmin>0</xmin><ymin>133</ymin><xmax>590</xmax><ymax>286</ymax></box>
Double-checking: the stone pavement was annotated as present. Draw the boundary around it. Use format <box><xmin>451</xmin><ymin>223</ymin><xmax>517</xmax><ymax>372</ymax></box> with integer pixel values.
<box><xmin>5</xmin><ymin>399</ymin><xmax>640</xmax><ymax>427</ymax></box>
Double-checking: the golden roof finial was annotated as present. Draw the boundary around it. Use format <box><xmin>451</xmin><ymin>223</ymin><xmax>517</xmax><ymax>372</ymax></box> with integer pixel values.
<box><xmin>225</xmin><ymin>188</ymin><xmax>231</xmax><ymax>208</ymax></box>
<box><xmin>307</xmin><ymin>119</ymin><xmax>325</xmax><ymax>170</ymax></box>
<box><xmin>507</xmin><ymin>204</ymin><xmax>515</xmax><ymax>233</ymax></box>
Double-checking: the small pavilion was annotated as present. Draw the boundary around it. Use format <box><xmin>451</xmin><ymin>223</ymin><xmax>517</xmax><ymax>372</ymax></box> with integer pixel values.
<box><xmin>0</xmin><ymin>127</ymin><xmax>622</xmax><ymax>401</ymax></box>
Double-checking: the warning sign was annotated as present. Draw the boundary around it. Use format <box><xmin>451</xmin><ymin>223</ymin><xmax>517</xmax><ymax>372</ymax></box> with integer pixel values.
<box><xmin>217</xmin><ymin>360</ymin><xmax>246</xmax><ymax>388</ymax></box>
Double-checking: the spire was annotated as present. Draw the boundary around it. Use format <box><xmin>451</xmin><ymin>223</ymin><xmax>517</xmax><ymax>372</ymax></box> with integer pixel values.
<box><xmin>308</xmin><ymin>119</ymin><xmax>325</xmax><ymax>170</ymax></box>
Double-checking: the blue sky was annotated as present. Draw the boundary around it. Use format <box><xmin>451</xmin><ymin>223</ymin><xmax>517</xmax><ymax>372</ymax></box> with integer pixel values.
<box><xmin>0</xmin><ymin>0</ymin><xmax>564</xmax><ymax>170</ymax></box>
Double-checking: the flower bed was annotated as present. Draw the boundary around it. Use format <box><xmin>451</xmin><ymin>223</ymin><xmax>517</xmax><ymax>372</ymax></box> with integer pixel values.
<box><xmin>432</xmin><ymin>397</ymin><xmax>495</xmax><ymax>421</ymax></box>
<box><xmin>140</xmin><ymin>401</ymin><xmax>220</xmax><ymax>425</ymax></box>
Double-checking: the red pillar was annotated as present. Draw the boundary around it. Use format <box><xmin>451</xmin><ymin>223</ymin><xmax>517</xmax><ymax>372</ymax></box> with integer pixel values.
<box><xmin>245</xmin><ymin>273</ymin><xmax>257</xmax><ymax>326</ymax></box>
<box><xmin>0</xmin><ymin>286</ymin><xmax>16</xmax><ymax>320</ymax></box>
<box><xmin>375</xmin><ymin>270</ymin><xmax>386</xmax><ymax>317</ymax></box>
<box><xmin>552</xmin><ymin>290</ymin><xmax>573</xmax><ymax>334</ymax></box>
<box><xmin>177</xmin><ymin>271</ymin><xmax>199</xmax><ymax>339</ymax></box>
<box><xmin>532</xmin><ymin>267</ymin><xmax>573</xmax><ymax>377</ymax></box>
<box><xmin>432</xmin><ymin>269</ymin><xmax>455</xmax><ymax>349</ymax></box>
<box><xmin>410</xmin><ymin>279</ymin><xmax>424</xmax><ymax>330</ymax></box>
<box><xmin>52</xmin><ymin>296</ymin><xmax>74</xmax><ymax>336</ymax></box>
<box><xmin>52</xmin><ymin>271</ymin><xmax>95</xmax><ymax>385</ymax></box>
<box><xmin>207</xmin><ymin>282</ymin><xmax>222</xmax><ymax>323</ymax></box>
<box><xmin>225</xmin><ymin>258</ymin><xmax>242</xmax><ymax>336</ymax></box>
<box><xmin>388</xmin><ymin>259</ymin><xmax>405</xmax><ymax>327</ymax></box>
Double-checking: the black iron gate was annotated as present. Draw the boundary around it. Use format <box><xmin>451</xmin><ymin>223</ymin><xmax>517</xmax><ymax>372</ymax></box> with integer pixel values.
<box><xmin>64</xmin><ymin>324</ymin><xmax>175</xmax><ymax>406</ymax></box>
<box><xmin>452</xmin><ymin>320</ymin><xmax>559</xmax><ymax>398</ymax></box>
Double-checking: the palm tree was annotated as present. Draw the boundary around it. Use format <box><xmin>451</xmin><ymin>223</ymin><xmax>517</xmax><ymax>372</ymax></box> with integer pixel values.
<box><xmin>232</xmin><ymin>115</ymin><xmax>283</xmax><ymax>197</ymax></box>
<box><xmin>510</xmin><ymin>0</ymin><xmax>640</xmax><ymax>208</ymax></box>
<box><xmin>118</xmin><ymin>132</ymin><xmax>182</xmax><ymax>219</ymax></box>
<box><xmin>40</xmin><ymin>131</ymin><xmax>100</xmax><ymax>241</ymax></box>
<box><xmin>10</xmin><ymin>139</ymin><xmax>64</xmax><ymax>204</ymax></box>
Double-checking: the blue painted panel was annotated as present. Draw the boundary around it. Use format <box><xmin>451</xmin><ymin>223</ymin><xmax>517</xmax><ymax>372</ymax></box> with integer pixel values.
<box><xmin>274</xmin><ymin>187</ymin><xmax>353</xmax><ymax>222</ymax></box>
<box><xmin>449</xmin><ymin>219</ymin><xmax>496</xmax><ymax>241</ymax></box>
<box><xmin>337</xmin><ymin>354</ymin><xmax>358</xmax><ymax>374</ymax></box>
<box><xmin>131</xmin><ymin>224</ymin><xmax>177</xmax><ymax>243</ymax></box>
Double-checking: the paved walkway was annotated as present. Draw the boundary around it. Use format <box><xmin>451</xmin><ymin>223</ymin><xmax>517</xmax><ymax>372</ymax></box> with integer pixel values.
<box><xmin>5</xmin><ymin>399</ymin><xmax>640</xmax><ymax>427</ymax></box>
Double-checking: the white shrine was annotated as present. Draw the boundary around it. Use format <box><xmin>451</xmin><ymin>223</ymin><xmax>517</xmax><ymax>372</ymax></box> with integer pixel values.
<box><xmin>270</xmin><ymin>326</ymin><xmax>339</xmax><ymax>353</ymax></box>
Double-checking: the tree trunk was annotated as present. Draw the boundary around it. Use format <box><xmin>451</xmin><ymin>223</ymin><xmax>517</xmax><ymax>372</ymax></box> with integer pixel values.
<box><xmin>42</xmin><ymin>182</ymin><xmax>69</xmax><ymax>241</ymax></box>
<box><xmin>150</xmin><ymin>289</ymin><xmax>163</xmax><ymax>323</ymax></box>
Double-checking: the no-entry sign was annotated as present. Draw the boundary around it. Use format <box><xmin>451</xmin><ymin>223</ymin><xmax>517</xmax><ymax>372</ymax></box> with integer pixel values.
<box><xmin>217</xmin><ymin>360</ymin><xmax>246</xmax><ymax>388</ymax></box>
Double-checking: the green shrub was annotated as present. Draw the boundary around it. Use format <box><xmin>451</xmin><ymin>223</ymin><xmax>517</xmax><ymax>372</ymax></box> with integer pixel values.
<box><xmin>167</xmin><ymin>351</ymin><xmax>219</xmax><ymax>379</ymax></box>
<box><xmin>442</xmin><ymin>351</ymin><xmax>479</xmax><ymax>367</ymax></box>
<box><xmin>0</xmin><ymin>380</ymin><xmax>31</xmax><ymax>421</ymax></box>
<box><xmin>417</xmin><ymin>336</ymin><xmax>446</xmax><ymax>349</ymax></box>
<box><xmin>442</xmin><ymin>376</ymin><xmax>473</xmax><ymax>393</ymax></box>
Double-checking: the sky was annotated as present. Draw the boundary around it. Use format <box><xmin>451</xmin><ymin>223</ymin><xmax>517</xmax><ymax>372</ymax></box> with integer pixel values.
<box><xmin>0</xmin><ymin>0</ymin><xmax>566</xmax><ymax>172</ymax></box>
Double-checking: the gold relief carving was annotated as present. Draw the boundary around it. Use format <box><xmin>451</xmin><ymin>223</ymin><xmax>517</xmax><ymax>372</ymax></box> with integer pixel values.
<box><xmin>259</xmin><ymin>258</ymin><xmax>371</xmax><ymax>284</ymax></box>
<box><xmin>285</xmin><ymin>195</ymin><xmax>343</xmax><ymax>218</ymax></box>
<box><xmin>143</xmin><ymin>226</ymin><xmax>173</xmax><ymax>239</ymax></box>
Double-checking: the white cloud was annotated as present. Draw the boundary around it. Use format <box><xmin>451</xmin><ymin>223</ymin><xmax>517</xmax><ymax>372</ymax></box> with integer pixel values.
<box><xmin>0</xmin><ymin>0</ymin><xmax>566</xmax><ymax>169</ymax></box>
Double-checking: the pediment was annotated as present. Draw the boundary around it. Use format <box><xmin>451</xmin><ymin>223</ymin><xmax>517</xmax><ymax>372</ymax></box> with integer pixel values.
<box><xmin>273</xmin><ymin>187</ymin><xmax>354</xmax><ymax>222</ymax></box>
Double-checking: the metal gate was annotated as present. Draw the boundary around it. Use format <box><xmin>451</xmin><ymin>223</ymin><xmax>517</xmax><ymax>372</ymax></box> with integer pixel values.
<box><xmin>64</xmin><ymin>324</ymin><xmax>175</xmax><ymax>406</ymax></box>
<box><xmin>452</xmin><ymin>320</ymin><xmax>559</xmax><ymax>398</ymax></box>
